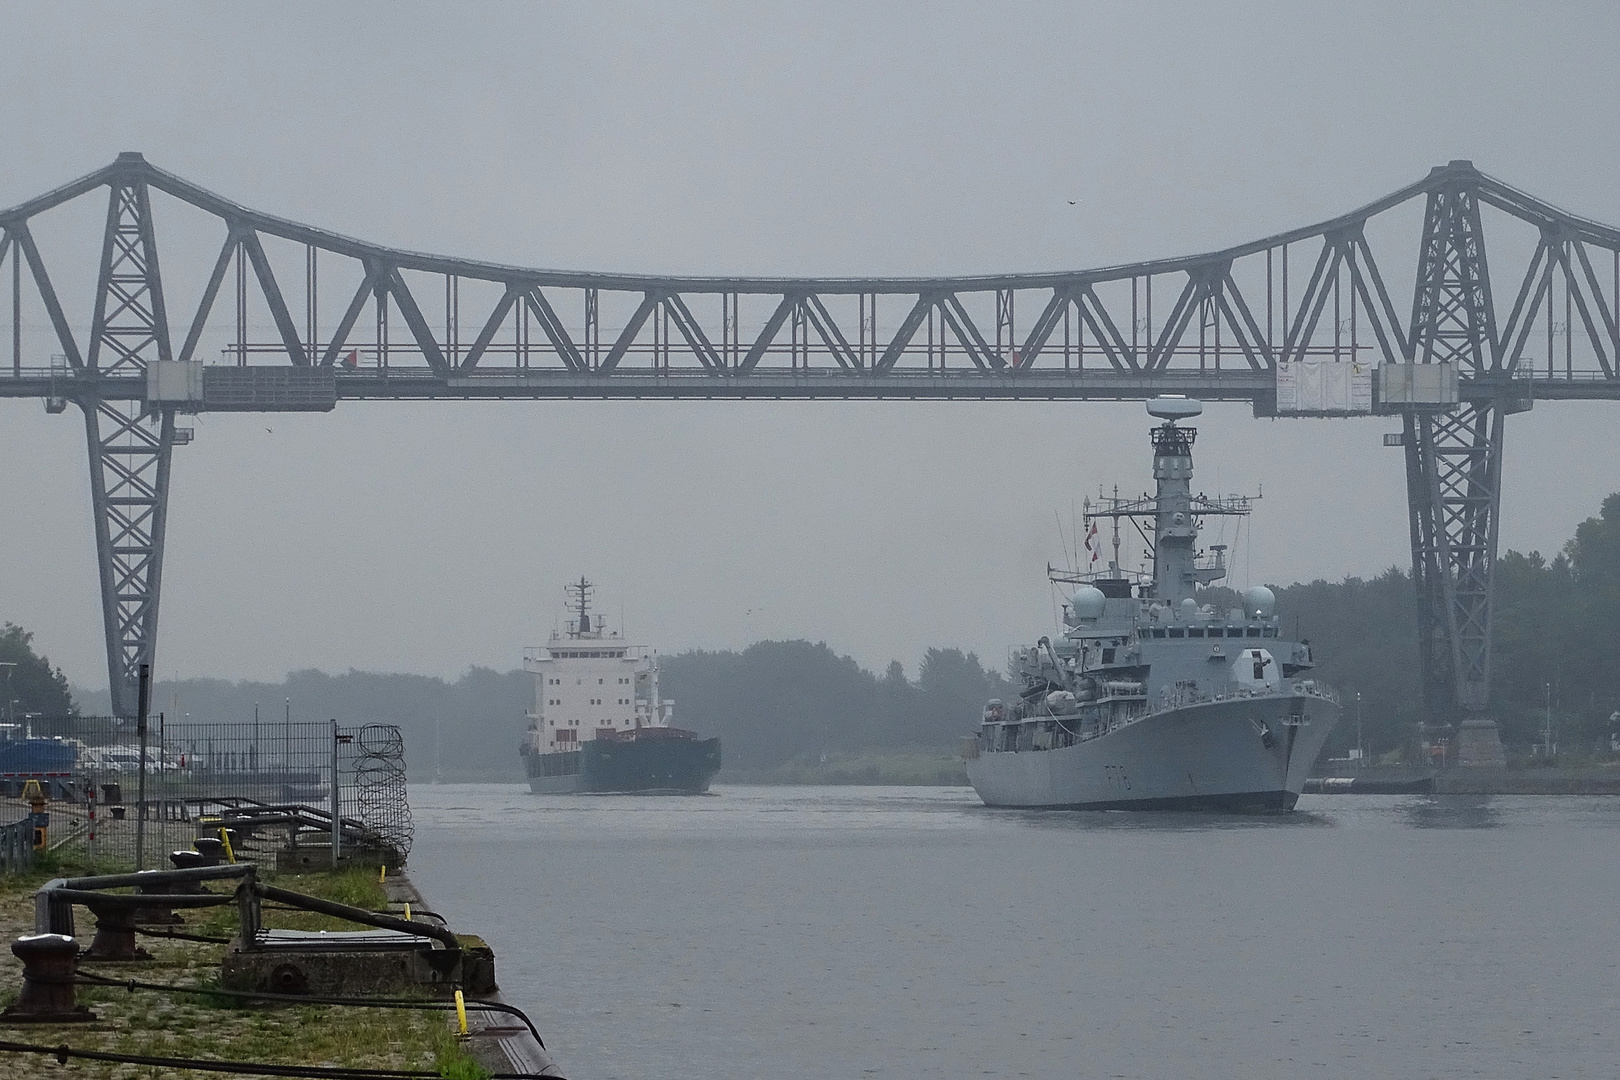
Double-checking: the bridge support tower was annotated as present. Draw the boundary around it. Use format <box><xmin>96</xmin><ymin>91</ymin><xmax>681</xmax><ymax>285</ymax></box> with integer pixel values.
<box><xmin>80</xmin><ymin>159</ymin><xmax>178</xmax><ymax>718</ymax></box>
<box><xmin>1402</xmin><ymin>163</ymin><xmax>1523</xmax><ymax>766</ymax></box>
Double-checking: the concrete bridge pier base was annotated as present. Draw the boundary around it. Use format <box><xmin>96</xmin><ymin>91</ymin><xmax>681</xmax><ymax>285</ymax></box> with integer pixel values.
<box><xmin>1455</xmin><ymin>717</ymin><xmax>1508</xmax><ymax>768</ymax></box>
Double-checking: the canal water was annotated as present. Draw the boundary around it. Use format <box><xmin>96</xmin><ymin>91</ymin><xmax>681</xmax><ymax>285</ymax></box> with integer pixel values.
<box><xmin>409</xmin><ymin>786</ymin><xmax>1620</xmax><ymax>1079</ymax></box>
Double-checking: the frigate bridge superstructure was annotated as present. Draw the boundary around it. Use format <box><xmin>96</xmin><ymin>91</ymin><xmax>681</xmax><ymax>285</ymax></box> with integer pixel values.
<box><xmin>2</xmin><ymin>154</ymin><xmax>1619</xmax><ymax>757</ymax></box>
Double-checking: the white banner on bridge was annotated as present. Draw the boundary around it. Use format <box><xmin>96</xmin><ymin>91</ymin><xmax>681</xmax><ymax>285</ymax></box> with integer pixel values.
<box><xmin>1274</xmin><ymin>360</ymin><xmax>1372</xmax><ymax>414</ymax></box>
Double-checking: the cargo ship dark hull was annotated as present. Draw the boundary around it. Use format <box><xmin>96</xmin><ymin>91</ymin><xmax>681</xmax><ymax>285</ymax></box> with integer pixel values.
<box><xmin>525</xmin><ymin>731</ymin><xmax>721</xmax><ymax>794</ymax></box>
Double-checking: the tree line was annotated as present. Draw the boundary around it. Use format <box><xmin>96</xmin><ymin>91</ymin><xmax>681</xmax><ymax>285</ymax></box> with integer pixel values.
<box><xmin>1261</xmin><ymin>492</ymin><xmax>1620</xmax><ymax>762</ymax></box>
<box><xmin>56</xmin><ymin>644</ymin><xmax>1009</xmax><ymax>779</ymax></box>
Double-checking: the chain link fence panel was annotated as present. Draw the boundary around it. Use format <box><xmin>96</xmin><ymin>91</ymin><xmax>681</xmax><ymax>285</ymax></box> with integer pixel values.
<box><xmin>0</xmin><ymin>716</ymin><xmax>411</xmax><ymax>872</ymax></box>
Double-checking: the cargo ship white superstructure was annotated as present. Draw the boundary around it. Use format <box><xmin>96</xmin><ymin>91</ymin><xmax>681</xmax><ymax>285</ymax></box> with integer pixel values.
<box><xmin>519</xmin><ymin>579</ymin><xmax>720</xmax><ymax>794</ymax></box>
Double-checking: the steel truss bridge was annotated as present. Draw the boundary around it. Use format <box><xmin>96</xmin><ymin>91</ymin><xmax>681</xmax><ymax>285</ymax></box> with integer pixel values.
<box><xmin>3</xmin><ymin>154</ymin><xmax>1619</xmax><ymax>739</ymax></box>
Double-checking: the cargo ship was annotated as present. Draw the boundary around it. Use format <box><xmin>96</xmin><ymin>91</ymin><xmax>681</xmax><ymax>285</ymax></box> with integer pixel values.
<box><xmin>963</xmin><ymin>398</ymin><xmax>1340</xmax><ymax>811</ymax></box>
<box><xmin>519</xmin><ymin>579</ymin><xmax>721</xmax><ymax>794</ymax></box>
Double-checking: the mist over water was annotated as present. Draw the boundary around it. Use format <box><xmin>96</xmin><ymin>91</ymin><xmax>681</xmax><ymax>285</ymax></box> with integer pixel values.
<box><xmin>409</xmin><ymin>787</ymin><xmax>1620</xmax><ymax>1079</ymax></box>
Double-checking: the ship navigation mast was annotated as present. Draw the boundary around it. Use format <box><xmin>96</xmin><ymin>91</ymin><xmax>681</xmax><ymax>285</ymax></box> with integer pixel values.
<box><xmin>1052</xmin><ymin>398</ymin><xmax>1255</xmax><ymax>605</ymax></box>
<box><xmin>566</xmin><ymin>576</ymin><xmax>598</xmax><ymax>638</ymax></box>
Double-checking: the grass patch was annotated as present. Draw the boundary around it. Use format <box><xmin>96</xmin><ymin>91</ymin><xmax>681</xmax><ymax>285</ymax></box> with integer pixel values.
<box><xmin>433</xmin><ymin>1025</ymin><xmax>493</xmax><ymax>1079</ymax></box>
<box><xmin>0</xmin><ymin>848</ymin><xmax>134</xmax><ymax>898</ymax></box>
<box><xmin>0</xmin><ymin>862</ymin><xmax>467</xmax><ymax>1079</ymax></box>
<box><xmin>281</xmin><ymin>865</ymin><xmax>390</xmax><ymax>910</ymax></box>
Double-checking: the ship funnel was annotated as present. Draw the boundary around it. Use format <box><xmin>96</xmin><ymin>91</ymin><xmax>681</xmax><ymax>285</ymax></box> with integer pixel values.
<box><xmin>1147</xmin><ymin>396</ymin><xmax>1202</xmax><ymax>421</ymax></box>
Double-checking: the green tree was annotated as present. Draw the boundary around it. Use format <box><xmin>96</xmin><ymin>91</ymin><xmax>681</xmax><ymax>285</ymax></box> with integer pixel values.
<box><xmin>0</xmin><ymin>623</ymin><xmax>76</xmax><ymax>719</ymax></box>
<box><xmin>1271</xmin><ymin>568</ymin><xmax>1421</xmax><ymax>758</ymax></box>
<box><xmin>917</xmin><ymin>647</ymin><xmax>1008</xmax><ymax>730</ymax></box>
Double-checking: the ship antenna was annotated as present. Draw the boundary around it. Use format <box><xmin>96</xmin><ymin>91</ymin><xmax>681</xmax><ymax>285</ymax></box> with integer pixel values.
<box><xmin>1110</xmin><ymin>485</ymin><xmax>1121</xmax><ymax>573</ymax></box>
<box><xmin>568</xmin><ymin>576</ymin><xmax>596</xmax><ymax>636</ymax></box>
<box><xmin>1056</xmin><ymin>510</ymin><xmax>1074</xmax><ymax>575</ymax></box>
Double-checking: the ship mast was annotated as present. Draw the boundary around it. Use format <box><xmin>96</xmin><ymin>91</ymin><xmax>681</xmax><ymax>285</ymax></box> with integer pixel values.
<box><xmin>567</xmin><ymin>576</ymin><xmax>597</xmax><ymax>638</ymax></box>
<box><xmin>1055</xmin><ymin>398</ymin><xmax>1252</xmax><ymax>603</ymax></box>
<box><xmin>1149</xmin><ymin>410</ymin><xmax>1199</xmax><ymax>605</ymax></box>
<box><xmin>1110</xmin><ymin>485</ymin><xmax>1121</xmax><ymax>574</ymax></box>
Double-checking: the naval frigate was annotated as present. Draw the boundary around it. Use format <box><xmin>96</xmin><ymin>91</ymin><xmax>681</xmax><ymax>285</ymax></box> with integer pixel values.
<box><xmin>964</xmin><ymin>398</ymin><xmax>1340</xmax><ymax>811</ymax></box>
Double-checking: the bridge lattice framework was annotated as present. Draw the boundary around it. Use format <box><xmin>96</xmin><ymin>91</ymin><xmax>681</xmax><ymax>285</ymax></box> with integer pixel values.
<box><xmin>3</xmin><ymin>154</ymin><xmax>1618</xmax><ymax>738</ymax></box>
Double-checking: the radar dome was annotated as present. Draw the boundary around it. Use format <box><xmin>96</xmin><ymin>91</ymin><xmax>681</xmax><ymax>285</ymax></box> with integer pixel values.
<box><xmin>1146</xmin><ymin>396</ymin><xmax>1203</xmax><ymax>420</ymax></box>
<box><xmin>1071</xmin><ymin>585</ymin><xmax>1107</xmax><ymax>620</ymax></box>
<box><xmin>1243</xmin><ymin>585</ymin><xmax>1276</xmax><ymax>619</ymax></box>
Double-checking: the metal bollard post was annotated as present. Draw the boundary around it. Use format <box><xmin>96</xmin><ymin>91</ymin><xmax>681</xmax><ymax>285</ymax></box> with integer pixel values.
<box><xmin>135</xmin><ymin>870</ymin><xmax>183</xmax><ymax>925</ymax></box>
<box><xmin>168</xmin><ymin>849</ymin><xmax>213</xmax><ymax>894</ymax></box>
<box><xmin>193</xmin><ymin>836</ymin><xmax>225</xmax><ymax>866</ymax></box>
<box><xmin>81</xmin><ymin>896</ymin><xmax>153</xmax><ymax>962</ymax></box>
<box><xmin>0</xmin><ymin>935</ymin><xmax>97</xmax><ymax>1023</ymax></box>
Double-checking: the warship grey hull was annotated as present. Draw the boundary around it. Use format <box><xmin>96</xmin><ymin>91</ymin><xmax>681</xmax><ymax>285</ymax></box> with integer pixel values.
<box><xmin>966</xmin><ymin>692</ymin><xmax>1340</xmax><ymax>811</ymax></box>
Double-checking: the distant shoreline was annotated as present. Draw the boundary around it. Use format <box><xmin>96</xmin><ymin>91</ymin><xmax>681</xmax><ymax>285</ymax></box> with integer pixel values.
<box><xmin>717</xmin><ymin>748</ymin><xmax>968</xmax><ymax>787</ymax></box>
<box><xmin>1308</xmin><ymin>764</ymin><xmax>1620</xmax><ymax>795</ymax></box>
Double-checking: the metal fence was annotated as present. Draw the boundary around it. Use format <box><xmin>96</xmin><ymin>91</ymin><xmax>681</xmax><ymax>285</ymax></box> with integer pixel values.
<box><xmin>0</xmin><ymin>717</ymin><xmax>411</xmax><ymax>873</ymax></box>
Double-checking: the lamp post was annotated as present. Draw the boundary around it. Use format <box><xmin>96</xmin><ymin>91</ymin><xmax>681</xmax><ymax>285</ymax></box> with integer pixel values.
<box><xmin>135</xmin><ymin>664</ymin><xmax>150</xmax><ymax>872</ymax></box>
<box><xmin>1356</xmin><ymin>692</ymin><xmax>1364</xmax><ymax>771</ymax></box>
<box><xmin>1544</xmin><ymin>681</ymin><xmax>1553</xmax><ymax>759</ymax></box>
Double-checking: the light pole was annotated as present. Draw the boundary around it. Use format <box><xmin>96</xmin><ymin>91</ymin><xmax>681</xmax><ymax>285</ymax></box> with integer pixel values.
<box><xmin>1356</xmin><ymin>692</ymin><xmax>1364</xmax><ymax>770</ymax></box>
<box><xmin>1544</xmin><ymin>681</ymin><xmax>1553</xmax><ymax>759</ymax></box>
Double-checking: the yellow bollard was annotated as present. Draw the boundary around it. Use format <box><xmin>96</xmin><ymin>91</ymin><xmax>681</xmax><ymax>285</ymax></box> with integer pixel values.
<box><xmin>403</xmin><ymin>902</ymin><xmax>411</xmax><ymax>921</ymax></box>
<box><xmin>379</xmin><ymin>865</ymin><xmax>386</xmax><ymax>884</ymax></box>
<box><xmin>454</xmin><ymin>989</ymin><xmax>468</xmax><ymax>1036</ymax></box>
<box><xmin>218</xmin><ymin>827</ymin><xmax>236</xmax><ymax>864</ymax></box>
<box><xmin>22</xmin><ymin>779</ymin><xmax>47</xmax><ymax>851</ymax></box>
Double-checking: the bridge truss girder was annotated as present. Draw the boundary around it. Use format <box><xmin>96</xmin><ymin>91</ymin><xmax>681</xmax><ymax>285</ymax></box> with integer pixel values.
<box><xmin>2</xmin><ymin>155</ymin><xmax>1620</xmax><ymax>722</ymax></box>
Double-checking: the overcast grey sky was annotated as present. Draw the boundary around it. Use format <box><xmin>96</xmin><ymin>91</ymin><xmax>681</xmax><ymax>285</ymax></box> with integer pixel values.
<box><xmin>3</xmin><ymin>2</ymin><xmax>1618</xmax><ymax>690</ymax></box>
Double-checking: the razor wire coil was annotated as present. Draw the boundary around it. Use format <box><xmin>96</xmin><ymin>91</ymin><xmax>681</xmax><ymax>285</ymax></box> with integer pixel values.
<box><xmin>348</xmin><ymin>723</ymin><xmax>413</xmax><ymax>859</ymax></box>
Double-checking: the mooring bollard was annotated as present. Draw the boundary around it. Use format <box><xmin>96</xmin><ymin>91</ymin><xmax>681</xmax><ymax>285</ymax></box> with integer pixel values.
<box><xmin>134</xmin><ymin>870</ymin><xmax>183</xmax><ymax>925</ymax></box>
<box><xmin>0</xmin><ymin>934</ymin><xmax>97</xmax><ymax>1023</ymax></box>
<box><xmin>81</xmin><ymin>896</ymin><xmax>153</xmax><ymax>962</ymax></box>
<box><xmin>169</xmin><ymin>849</ymin><xmax>213</xmax><ymax>893</ymax></box>
<box><xmin>193</xmin><ymin>836</ymin><xmax>225</xmax><ymax>866</ymax></box>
